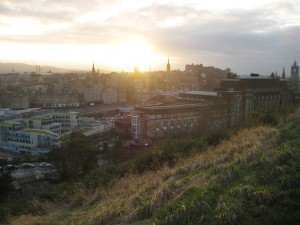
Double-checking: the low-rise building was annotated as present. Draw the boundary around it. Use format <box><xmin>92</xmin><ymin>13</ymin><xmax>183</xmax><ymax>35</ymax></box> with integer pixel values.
<box><xmin>27</xmin><ymin>114</ymin><xmax>61</xmax><ymax>135</ymax></box>
<box><xmin>0</xmin><ymin>109</ymin><xmax>96</xmax><ymax>154</ymax></box>
<box><xmin>0</xmin><ymin>121</ymin><xmax>59</xmax><ymax>155</ymax></box>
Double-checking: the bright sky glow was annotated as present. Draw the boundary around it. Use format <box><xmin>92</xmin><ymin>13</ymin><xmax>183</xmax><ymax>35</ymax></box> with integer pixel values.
<box><xmin>0</xmin><ymin>0</ymin><xmax>300</xmax><ymax>74</ymax></box>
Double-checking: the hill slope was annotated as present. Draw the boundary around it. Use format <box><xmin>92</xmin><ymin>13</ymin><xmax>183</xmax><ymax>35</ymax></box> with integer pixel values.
<box><xmin>0</xmin><ymin>62</ymin><xmax>86</xmax><ymax>74</ymax></box>
<box><xmin>7</xmin><ymin>117</ymin><xmax>300</xmax><ymax>225</ymax></box>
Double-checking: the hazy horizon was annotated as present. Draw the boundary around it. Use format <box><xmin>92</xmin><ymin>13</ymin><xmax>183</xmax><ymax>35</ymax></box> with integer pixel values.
<box><xmin>1</xmin><ymin>0</ymin><xmax>300</xmax><ymax>74</ymax></box>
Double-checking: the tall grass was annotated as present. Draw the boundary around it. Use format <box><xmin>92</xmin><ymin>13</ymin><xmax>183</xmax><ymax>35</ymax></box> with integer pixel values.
<box><xmin>4</xmin><ymin>112</ymin><xmax>300</xmax><ymax>225</ymax></box>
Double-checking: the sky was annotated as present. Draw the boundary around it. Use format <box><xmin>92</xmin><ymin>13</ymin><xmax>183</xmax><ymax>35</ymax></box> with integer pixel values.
<box><xmin>0</xmin><ymin>0</ymin><xmax>300</xmax><ymax>75</ymax></box>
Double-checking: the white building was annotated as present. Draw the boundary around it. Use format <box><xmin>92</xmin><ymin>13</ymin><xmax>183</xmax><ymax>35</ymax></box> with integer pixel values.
<box><xmin>0</xmin><ymin>121</ymin><xmax>60</xmax><ymax>155</ymax></box>
<box><xmin>0</xmin><ymin>108</ymin><xmax>96</xmax><ymax>155</ymax></box>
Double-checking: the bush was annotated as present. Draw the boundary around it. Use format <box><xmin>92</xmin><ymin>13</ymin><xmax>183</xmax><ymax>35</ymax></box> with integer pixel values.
<box><xmin>0</xmin><ymin>172</ymin><xmax>14</xmax><ymax>201</ymax></box>
<box><xmin>38</xmin><ymin>182</ymin><xmax>76</xmax><ymax>202</ymax></box>
<box><xmin>202</xmin><ymin>128</ymin><xmax>230</xmax><ymax>146</ymax></box>
<box><xmin>0</xmin><ymin>197</ymin><xmax>33</xmax><ymax>222</ymax></box>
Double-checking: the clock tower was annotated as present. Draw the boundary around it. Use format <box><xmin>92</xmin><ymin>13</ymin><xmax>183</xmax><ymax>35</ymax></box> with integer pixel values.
<box><xmin>291</xmin><ymin>60</ymin><xmax>299</xmax><ymax>82</ymax></box>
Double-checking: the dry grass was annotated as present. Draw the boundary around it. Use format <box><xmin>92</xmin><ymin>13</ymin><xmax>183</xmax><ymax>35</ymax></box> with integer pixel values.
<box><xmin>282</xmin><ymin>106</ymin><xmax>300</xmax><ymax>123</ymax></box>
<box><xmin>8</xmin><ymin>215</ymin><xmax>43</xmax><ymax>225</ymax></box>
<box><xmin>85</xmin><ymin>126</ymin><xmax>277</xmax><ymax>225</ymax></box>
<box><xmin>7</xmin><ymin>126</ymin><xmax>279</xmax><ymax>225</ymax></box>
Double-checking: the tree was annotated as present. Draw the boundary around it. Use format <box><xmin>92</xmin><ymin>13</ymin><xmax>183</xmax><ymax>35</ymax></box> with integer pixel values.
<box><xmin>49</xmin><ymin>132</ymin><xmax>98</xmax><ymax>181</ymax></box>
<box><xmin>0</xmin><ymin>172</ymin><xmax>14</xmax><ymax>201</ymax></box>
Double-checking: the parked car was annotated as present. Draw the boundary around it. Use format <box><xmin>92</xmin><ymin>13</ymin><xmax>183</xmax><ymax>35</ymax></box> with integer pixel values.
<box><xmin>5</xmin><ymin>164</ymin><xmax>18</xmax><ymax>170</ymax></box>
<box><xmin>39</xmin><ymin>162</ymin><xmax>52</xmax><ymax>168</ymax></box>
<box><xmin>21</xmin><ymin>163</ymin><xmax>35</xmax><ymax>169</ymax></box>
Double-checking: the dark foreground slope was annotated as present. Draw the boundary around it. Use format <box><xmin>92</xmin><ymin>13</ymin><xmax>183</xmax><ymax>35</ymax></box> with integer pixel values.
<box><xmin>6</xmin><ymin>115</ymin><xmax>300</xmax><ymax>225</ymax></box>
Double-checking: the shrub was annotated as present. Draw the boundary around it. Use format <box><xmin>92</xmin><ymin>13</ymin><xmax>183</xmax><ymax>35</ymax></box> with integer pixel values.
<box><xmin>38</xmin><ymin>182</ymin><xmax>76</xmax><ymax>202</ymax></box>
<box><xmin>202</xmin><ymin>128</ymin><xmax>230</xmax><ymax>146</ymax></box>
<box><xmin>84</xmin><ymin>164</ymin><xmax>127</xmax><ymax>188</ymax></box>
<box><xmin>0</xmin><ymin>172</ymin><xmax>14</xmax><ymax>201</ymax></box>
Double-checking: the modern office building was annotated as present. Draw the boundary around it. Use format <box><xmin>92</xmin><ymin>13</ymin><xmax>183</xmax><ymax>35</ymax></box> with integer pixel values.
<box><xmin>0</xmin><ymin>121</ymin><xmax>60</xmax><ymax>155</ymax></box>
<box><xmin>0</xmin><ymin>108</ymin><xmax>96</xmax><ymax>154</ymax></box>
<box><xmin>27</xmin><ymin>114</ymin><xmax>61</xmax><ymax>135</ymax></box>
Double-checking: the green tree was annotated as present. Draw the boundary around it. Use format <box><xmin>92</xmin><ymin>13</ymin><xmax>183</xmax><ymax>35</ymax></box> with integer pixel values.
<box><xmin>49</xmin><ymin>132</ymin><xmax>98</xmax><ymax>181</ymax></box>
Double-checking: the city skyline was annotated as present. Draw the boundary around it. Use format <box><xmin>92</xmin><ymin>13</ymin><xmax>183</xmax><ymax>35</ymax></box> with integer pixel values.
<box><xmin>0</xmin><ymin>0</ymin><xmax>300</xmax><ymax>74</ymax></box>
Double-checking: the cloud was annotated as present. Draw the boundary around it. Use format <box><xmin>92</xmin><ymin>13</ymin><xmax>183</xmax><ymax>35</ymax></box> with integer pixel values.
<box><xmin>137</xmin><ymin>2</ymin><xmax>300</xmax><ymax>74</ymax></box>
<box><xmin>0</xmin><ymin>0</ymin><xmax>299</xmax><ymax>74</ymax></box>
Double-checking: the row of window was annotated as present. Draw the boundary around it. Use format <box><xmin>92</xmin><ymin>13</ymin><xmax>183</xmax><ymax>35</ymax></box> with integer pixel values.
<box><xmin>154</xmin><ymin>111</ymin><xmax>201</xmax><ymax>119</ymax></box>
<box><xmin>54</xmin><ymin>120</ymin><xmax>71</xmax><ymax>124</ymax></box>
<box><xmin>155</xmin><ymin>118</ymin><xmax>199</xmax><ymax>128</ymax></box>
<box><xmin>8</xmin><ymin>138</ymin><xmax>32</xmax><ymax>144</ymax></box>
<box><xmin>9</xmin><ymin>133</ymin><xmax>30</xmax><ymax>139</ymax></box>
<box><xmin>17</xmin><ymin>145</ymin><xmax>31</xmax><ymax>150</ymax></box>
<box><xmin>49</xmin><ymin>125</ymin><xmax>60</xmax><ymax>130</ymax></box>
<box><xmin>53</xmin><ymin>115</ymin><xmax>71</xmax><ymax>119</ymax></box>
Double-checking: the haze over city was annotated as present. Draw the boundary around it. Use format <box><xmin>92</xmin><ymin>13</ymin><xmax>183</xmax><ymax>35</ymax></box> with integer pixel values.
<box><xmin>1</xmin><ymin>0</ymin><xmax>300</xmax><ymax>74</ymax></box>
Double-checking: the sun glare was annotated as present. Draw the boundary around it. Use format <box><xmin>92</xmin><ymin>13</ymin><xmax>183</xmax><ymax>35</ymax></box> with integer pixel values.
<box><xmin>0</xmin><ymin>39</ymin><xmax>165</xmax><ymax>72</ymax></box>
<box><xmin>110</xmin><ymin>39</ymin><xmax>162</xmax><ymax>72</ymax></box>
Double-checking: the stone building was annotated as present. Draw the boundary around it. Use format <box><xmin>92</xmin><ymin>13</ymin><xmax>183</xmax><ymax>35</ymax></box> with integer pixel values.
<box><xmin>131</xmin><ymin>103</ymin><xmax>209</xmax><ymax>140</ymax></box>
<box><xmin>289</xmin><ymin>60</ymin><xmax>300</xmax><ymax>102</ymax></box>
<box><xmin>217</xmin><ymin>75</ymin><xmax>291</xmax><ymax>124</ymax></box>
<box><xmin>291</xmin><ymin>60</ymin><xmax>299</xmax><ymax>83</ymax></box>
<box><xmin>0</xmin><ymin>91</ymin><xmax>30</xmax><ymax>109</ymax></box>
<box><xmin>131</xmin><ymin>74</ymin><xmax>293</xmax><ymax>141</ymax></box>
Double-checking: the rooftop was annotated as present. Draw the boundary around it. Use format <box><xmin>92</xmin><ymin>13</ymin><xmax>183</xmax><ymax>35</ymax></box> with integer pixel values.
<box><xmin>135</xmin><ymin>103</ymin><xmax>208</xmax><ymax>114</ymax></box>
<box><xmin>20</xmin><ymin>129</ymin><xmax>59</xmax><ymax>137</ymax></box>
<box><xmin>0</xmin><ymin>122</ymin><xmax>14</xmax><ymax>126</ymax></box>
<box><xmin>2</xmin><ymin>108</ymin><xmax>42</xmax><ymax>115</ymax></box>
<box><xmin>32</xmin><ymin>114</ymin><xmax>52</xmax><ymax>120</ymax></box>
<box><xmin>182</xmin><ymin>91</ymin><xmax>218</xmax><ymax>96</ymax></box>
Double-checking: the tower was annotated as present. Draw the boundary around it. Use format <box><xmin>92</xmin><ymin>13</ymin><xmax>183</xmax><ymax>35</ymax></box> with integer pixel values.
<box><xmin>291</xmin><ymin>60</ymin><xmax>299</xmax><ymax>82</ymax></box>
<box><xmin>282</xmin><ymin>67</ymin><xmax>285</xmax><ymax>79</ymax></box>
<box><xmin>91</xmin><ymin>63</ymin><xmax>96</xmax><ymax>79</ymax></box>
<box><xmin>167</xmin><ymin>58</ymin><xmax>170</xmax><ymax>73</ymax></box>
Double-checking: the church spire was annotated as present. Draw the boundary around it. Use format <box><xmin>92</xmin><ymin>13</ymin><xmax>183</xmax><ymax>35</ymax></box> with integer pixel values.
<box><xmin>282</xmin><ymin>67</ymin><xmax>285</xmax><ymax>79</ymax></box>
<box><xmin>167</xmin><ymin>58</ymin><xmax>170</xmax><ymax>72</ymax></box>
<box><xmin>91</xmin><ymin>63</ymin><xmax>96</xmax><ymax>79</ymax></box>
<box><xmin>92</xmin><ymin>63</ymin><xmax>95</xmax><ymax>74</ymax></box>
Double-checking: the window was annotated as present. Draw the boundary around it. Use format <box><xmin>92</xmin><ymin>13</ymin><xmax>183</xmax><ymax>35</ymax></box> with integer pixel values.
<box><xmin>163</xmin><ymin>121</ymin><xmax>168</xmax><ymax>127</ymax></box>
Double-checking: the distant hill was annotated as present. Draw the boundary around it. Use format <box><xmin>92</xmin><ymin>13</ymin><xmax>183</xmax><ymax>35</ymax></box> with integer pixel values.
<box><xmin>0</xmin><ymin>62</ymin><xmax>87</xmax><ymax>74</ymax></box>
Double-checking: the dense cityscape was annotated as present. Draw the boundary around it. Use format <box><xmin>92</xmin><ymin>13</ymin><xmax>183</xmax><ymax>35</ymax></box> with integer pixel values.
<box><xmin>1</xmin><ymin>0</ymin><xmax>300</xmax><ymax>224</ymax></box>
<box><xmin>0</xmin><ymin>60</ymin><xmax>299</xmax><ymax>155</ymax></box>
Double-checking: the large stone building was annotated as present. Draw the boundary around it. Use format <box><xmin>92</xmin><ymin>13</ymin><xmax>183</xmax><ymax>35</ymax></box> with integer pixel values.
<box><xmin>131</xmin><ymin>103</ymin><xmax>209</xmax><ymax>140</ymax></box>
<box><xmin>217</xmin><ymin>75</ymin><xmax>291</xmax><ymax>124</ymax></box>
<box><xmin>131</xmin><ymin>74</ymin><xmax>293</xmax><ymax>141</ymax></box>
<box><xmin>30</xmin><ymin>92</ymin><xmax>84</xmax><ymax>108</ymax></box>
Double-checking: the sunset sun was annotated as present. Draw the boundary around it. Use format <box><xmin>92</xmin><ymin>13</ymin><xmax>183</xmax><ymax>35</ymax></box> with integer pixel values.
<box><xmin>111</xmin><ymin>39</ymin><xmax>163</xmax><ymax>72</ymax></box>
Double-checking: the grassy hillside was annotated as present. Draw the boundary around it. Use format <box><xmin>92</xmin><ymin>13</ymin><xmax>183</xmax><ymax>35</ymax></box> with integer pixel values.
<box><xmin>5</xmin><ymin>112</ymin><xmax>300</xmax><ymax>225</ymax></box>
